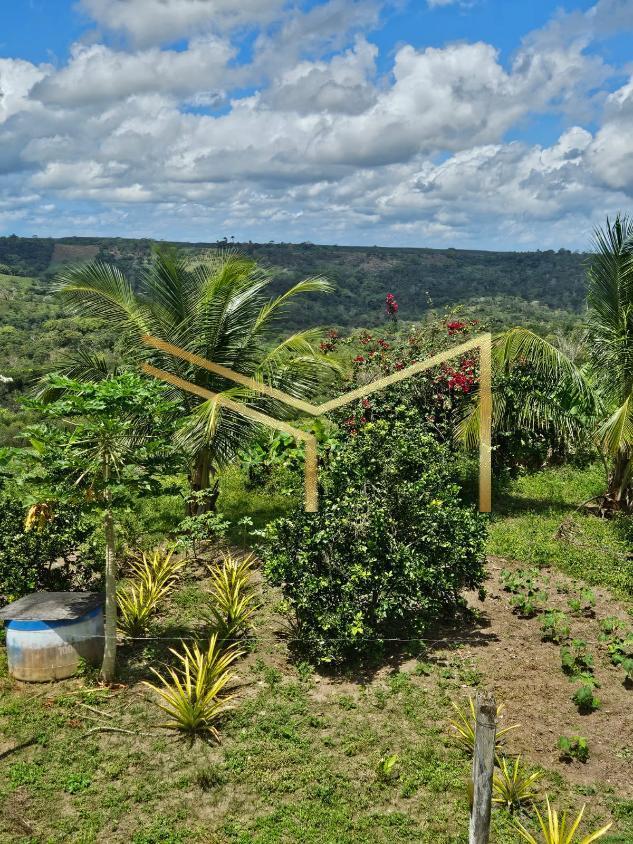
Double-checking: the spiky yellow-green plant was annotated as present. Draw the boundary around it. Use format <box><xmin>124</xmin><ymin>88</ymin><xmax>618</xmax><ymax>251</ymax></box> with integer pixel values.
<box><xmin>449</xmin><ymin>696</ymin><xmax>519</xmax><ymax>755</ymax></box>
<box><xmin>117</xmin><ymin>579</ymin><xmax>170</xmax><ymax>638</ymax></box>
<box><xmin>117</xmin><ymin>546</ymin><xmax>185</xmax><ymax>636</ymax></box>
<box><xmin>493</xmin><ymin>755</ymin><xmax>543</xmax><ymax>812</ymax></box>
<box><xmin>207</xmin><ymin>552</ymin><xmax>258</xmax><ymax>640</ymax></box>
<box><xmin>144</xmin><ymin>634</ymin><xmax>242</xmax><ymax>739</ymax></box>
<box><xmin>130</xmin><ymin>546</ymin><xmax>186</xmax><ymax>593</ymax></box>
<box><xmin>514</xmin><ymin>796</ymin><xmax>612</xmax><ymax>843</ymax></box>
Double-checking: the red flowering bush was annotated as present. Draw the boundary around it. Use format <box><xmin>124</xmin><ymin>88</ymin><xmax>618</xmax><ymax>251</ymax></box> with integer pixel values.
<box><xmin>385</xmin><ymin>293</ymin><xmax>399</xmax><ymax>318</ymax></box>
<box><xmin>334</xmin><ymin>313</ymin><xmax>483</xmax><ymax>442</ymax></box>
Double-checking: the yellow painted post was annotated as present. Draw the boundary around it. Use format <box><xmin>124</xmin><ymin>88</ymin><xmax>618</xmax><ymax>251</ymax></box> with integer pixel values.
<box><xmin>479</xmin><ymin>333</ymin><xmax>492</xmax><ymax>513</ymax></box>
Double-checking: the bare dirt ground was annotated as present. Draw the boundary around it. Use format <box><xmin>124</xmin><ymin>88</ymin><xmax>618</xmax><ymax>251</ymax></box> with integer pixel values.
<box><xmin>459</xmin><ymin>556</ymin><xmax>633</xmax><ymax>797</ymax></box>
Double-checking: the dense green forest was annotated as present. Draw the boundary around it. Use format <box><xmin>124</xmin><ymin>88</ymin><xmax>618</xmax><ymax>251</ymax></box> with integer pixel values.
<box><xmin>0</xmin><ymin>234</ymin><xmax>586</xmax><ymax>445</ymax></box>
<box><xmin>1</xmin><ymin>233</ymin><xmax>589</xmax><ymax>325</ymax></box>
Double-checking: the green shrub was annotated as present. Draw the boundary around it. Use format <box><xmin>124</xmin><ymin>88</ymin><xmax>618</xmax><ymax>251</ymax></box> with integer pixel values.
<box><xmin>560</xmin><ymin>640</ymin><xmax>594</xmax><ymax>677</ymax></box>
<box><xmin>263</xmin><ymin>418</ymin><xmax>487</xmax><ymax>663</ymax></box>
<box><xmin>0</xmin><ymin>493</ymin><xmax>102</xmax><ymax>605</ymax></box>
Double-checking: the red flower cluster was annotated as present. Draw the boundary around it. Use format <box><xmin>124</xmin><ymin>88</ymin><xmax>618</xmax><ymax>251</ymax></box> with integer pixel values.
<box><xmin>446</xmin><ymin>320</ymin><xmax>467</xmax><ymax>336</ymax></box>
<box><xmin>319</xmin><ymin>328</ymin><xmax>340</xmax><ymax>354</ymax></box>
<box><xmin>385</xmin><ymin>293</ymin><xmax>399</xmax><ymax>317</ymax></box>
<box><xmin>446</xmin><ymin>318</ymin><xmax>480</xmax><ymax>336</ymax></box>
<box><xmin>353</xmin><ymin>355</ymin><xmax>366</xmax><ymax>364</ymax></box>
<box><xmin>443</xmin><ymin>358</ymin><xmax>476</xmax><ymax>393</ymax></box>
<box><xmin>360</xmin><ymin>333</ymin><xmax>373</xmax><ymax>345</ymax></box>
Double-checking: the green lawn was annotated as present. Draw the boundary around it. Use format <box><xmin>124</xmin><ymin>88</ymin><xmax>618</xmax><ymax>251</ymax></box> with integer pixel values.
<box><xmin>489</xmin><ymin>463</ymin><xmax>633</xmax><ymax>598</ymax></box>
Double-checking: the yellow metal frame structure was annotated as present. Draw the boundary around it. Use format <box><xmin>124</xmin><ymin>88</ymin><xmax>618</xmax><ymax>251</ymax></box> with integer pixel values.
<box><xmin>141</xmin><ymin>333</ymin><xmax>492</xmax><ymax>513</ymax></box>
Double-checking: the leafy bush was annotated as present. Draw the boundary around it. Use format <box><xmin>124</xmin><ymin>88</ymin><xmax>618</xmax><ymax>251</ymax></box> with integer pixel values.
<box><xmin>0</xmin><ymin>493</ymin><xmax>102</xmax><ymax>605</ymax></box>
<box><xmin>263</xmin><ymin>418</ymin><xmax>487</xmax><ymax>663</ymax></box>
<box><xmin>558</xmin><ymin>735</ymin><xmax>589</xmax><ymax>763</ymax></box>
<box><xmin>502</xmin><ymin>568</ymin><xmax>548</xmax><ymax>617</ymax></box>
<box><xmin>560</xmin><ymin>640</ymin><xmax>594</xmax><ymax>677</ymax></box>
<box><xmin>598</xmin><ymin>616</ymin><xmax>626</xmax><ymax>639</ymax></box>
<box><xmin>175</xmin><ymin>502</ymin><xmax>230</xmax><ymax>560</ymax></box>
<box><xmin>567</xmin><ymin>589</ymin><xmax>596</xmax><ymax>617</ymax></box>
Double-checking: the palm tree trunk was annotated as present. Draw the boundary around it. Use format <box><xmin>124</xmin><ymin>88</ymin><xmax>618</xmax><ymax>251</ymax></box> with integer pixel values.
<box><xmin>187</xmin><ymin>449</ymin><xmax>219</xmax><ymax>515</ymax></box>
<box><xmin>606</xmin><ymin>452</ymin><xmax>633</xmax><ymax>511</ymax></box>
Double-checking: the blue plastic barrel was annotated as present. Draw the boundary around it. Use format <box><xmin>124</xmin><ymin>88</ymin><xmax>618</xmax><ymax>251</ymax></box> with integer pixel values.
<box><xmin>1</xmin><ymin>593</ymin><xmax>104</xmax><ymax>682</ymax></box>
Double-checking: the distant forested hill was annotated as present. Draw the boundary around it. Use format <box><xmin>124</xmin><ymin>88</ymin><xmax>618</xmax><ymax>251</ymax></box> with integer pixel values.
<box><xmin>0</xmin><ymin>235</ymin><xmax>589</xmax><ymax>330</ymax></box>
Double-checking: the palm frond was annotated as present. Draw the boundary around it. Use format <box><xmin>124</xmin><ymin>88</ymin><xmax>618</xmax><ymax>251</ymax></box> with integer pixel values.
<box><xmin>56</xmin><ymin>261</ymin><xmax>150</xmax><ymax>332</ymax></box>
<box><xmin>253</xmin><ymin>277</ymin><xmax>335</xmax><ymax>332</ymax></box>
<box><xmin>596</xmin><ymin>395</ymin><xmax>633</xmax><ymax>456</ymax></box>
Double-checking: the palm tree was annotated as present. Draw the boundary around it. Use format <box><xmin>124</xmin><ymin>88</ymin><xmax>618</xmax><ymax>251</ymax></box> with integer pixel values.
<box><xmin>56</xmin><ymin>249</ymin><xmax>337</xmax><ymax>511</ymax></box>
<box><xmin>461</xmin><ymin>215</ymin><xmax>633</xmax><ymax>511</ymax></box>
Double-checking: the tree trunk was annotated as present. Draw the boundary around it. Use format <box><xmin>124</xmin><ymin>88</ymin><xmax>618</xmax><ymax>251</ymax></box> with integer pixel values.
<box><xmin>101</xmin><ymin>507</ymin><xmax>117</xmax><ymax>683</ymax></box>
<box><xmin>606</xmin><ymin>452</ymin><xmax>633</xmax><ymax>512</ymax></box>
<box><xmin>187</xmin><ymin>449</ymin><xmax>219</xmax><ymax>515</ymax></box>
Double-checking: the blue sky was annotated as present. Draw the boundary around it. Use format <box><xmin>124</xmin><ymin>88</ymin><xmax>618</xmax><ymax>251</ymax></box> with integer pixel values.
<box><xmin>0</xmin><ymin>0</ymin><xmax>632</xmax><ymax>249</ymax></box>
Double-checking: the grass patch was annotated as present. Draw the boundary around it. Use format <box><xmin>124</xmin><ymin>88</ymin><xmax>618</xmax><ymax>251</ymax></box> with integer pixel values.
<box><xmin>489</xmin><ymin>464</ymin><xmax>633</xmax><ymax>597</ymax></box>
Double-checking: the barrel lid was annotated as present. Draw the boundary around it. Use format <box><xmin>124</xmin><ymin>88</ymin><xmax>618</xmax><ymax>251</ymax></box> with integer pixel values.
<box><xmin>0</xmin><ymin>592</ymin><xmax>105</xmax><ymax>621</ymax></box>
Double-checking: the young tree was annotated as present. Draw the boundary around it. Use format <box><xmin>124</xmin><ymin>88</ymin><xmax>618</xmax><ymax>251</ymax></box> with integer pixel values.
<box><xmin>55</xmin><ymin>249</ymin><xmax>338</xmax><ymax>513</ymax></box>
<box><xmin>20</xmin><ymin>373</ymin><xmax>180</xmax><ymax>681</ymax></box>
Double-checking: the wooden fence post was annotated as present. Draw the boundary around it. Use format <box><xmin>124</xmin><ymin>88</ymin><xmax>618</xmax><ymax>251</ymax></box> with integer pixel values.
<box><xmin>469</xmin><ymin>692</ymin><xmax>497</xmax><ymax>844</ymax></box>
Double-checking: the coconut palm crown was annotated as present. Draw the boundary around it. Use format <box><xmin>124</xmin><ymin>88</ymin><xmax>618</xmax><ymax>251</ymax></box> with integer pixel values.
<box><xmin>56</xmin><ymin>248</ymin><xmax>338</xmax><ymax>507</ymax></box>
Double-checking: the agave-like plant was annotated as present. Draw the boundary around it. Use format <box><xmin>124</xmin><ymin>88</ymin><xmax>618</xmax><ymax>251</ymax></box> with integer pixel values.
<box><xmin>144</xmin><ymin>634</ymin><xmax>242</xmax><ymax>739</ymax></box>
<box><xmin>117</xmin><ymin>579</ymin><xmax>169</xmax><ymax>638</ymax></box>
<box><xmin>449</xmin><ymin>696</ymin><xmax>520</xmax><ymax>755</ymax></box>
<box><xmin>514</xmin><ymin>796</ymin><xmax>612</xmax><ymax>843</ymax></box>
<box><xmin>207</xmin><ymin>552</ymin><xmax>258</xmax><ymax>640</ymax></box>
<box><xmin>118</xmin><ymin>546</ymin><xmax>185</xmax><ymax>636</ymax></box>
<box><xmin>493</xmin><ymin>755</ymin><xmax>543</xmax><ymax>813</ymax></box>
<box><xmin>460</xmin><ymin>215</ymin><xmax>633</xmax><ymax>512</ymax></box>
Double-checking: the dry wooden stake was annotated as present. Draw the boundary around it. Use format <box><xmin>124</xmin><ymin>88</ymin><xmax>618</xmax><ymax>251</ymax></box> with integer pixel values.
<box><xmin>469</xmin><ymin>691</ymin><xmax>497</xmax><ymax>844</ymax></box>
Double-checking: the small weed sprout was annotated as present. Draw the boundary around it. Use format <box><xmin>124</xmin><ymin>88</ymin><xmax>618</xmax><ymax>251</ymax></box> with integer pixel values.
<box><xmin>541</xmin><ymin>611</ymin><xmax>571</xmax><ymax>644</ymax></box>
<box><xmin>558</xmin><ymin>735</ymin><xmax>589</xmax><ymax>763</ymax></box>
<box><xmin>375</xmin><ymin>753</ymin><xmax>399</xmax><ymax>783</ymax></box>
